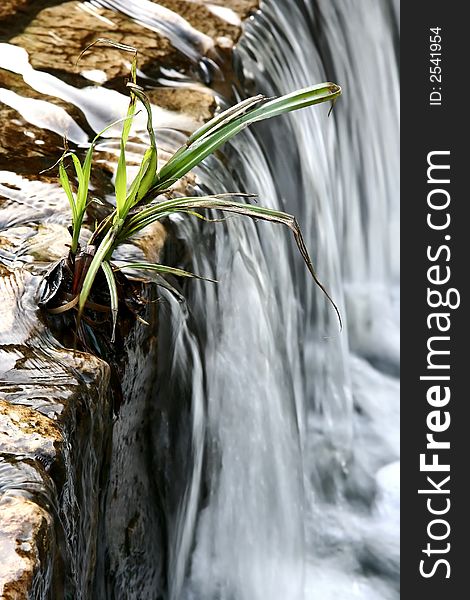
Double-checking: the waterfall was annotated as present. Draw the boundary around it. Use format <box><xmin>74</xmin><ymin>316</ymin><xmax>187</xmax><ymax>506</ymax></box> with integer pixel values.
<box><xmin>0</xmin><ymin>0</ymin><xmax>399</xmax><ymax>597</ymax></box>
<box><xmin>167</xmin><ymin>1</ymin><xmax>400</xmax><ymax>599</ymax></box>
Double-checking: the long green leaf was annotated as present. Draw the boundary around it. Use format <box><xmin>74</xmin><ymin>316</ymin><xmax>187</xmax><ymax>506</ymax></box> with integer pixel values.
<box><xmin>69</xmin><ymin>154</ymin><xmax>87</xmax><ymax>252</ymax></box>
<box><xmin>101</xmin><ymin>261</ymin><xmax>119</xmax><ymax>343</ymax></box>
<box><xmin>118</xmin><ymin>195</ymin><xmax>342</xmax><ymax>327</ymax></box>
<box><xmin>78</xmin><ymin>223</ymin><xmax>120</xmax><ymax>316</ymax></box>
<box><xmin>59</xmin><ymin>155</ymin><xmax>83</xmax><ymax>255</ymax></box>
<box><xmin>118</xmin><ymin>193</ymin><xmax>255</xmax><ymax>241</ymax></box>
<box><xmin>59</xmin><ymin>159</ymin><xmax>76</xmax><ymax>224</ymax></box>
<box><xmin>70</xmin><ymin>154</ymin><xmax>84</xmax><ymax>186</ymax></box>
<box><xmin>58</xmin><ymin>113</ymin><xmax>138</xmax><ymax>253</ymax></box>
<box><xmin>243</xmin><ymin>83</ymin><xmax>341</xmax><ymax>122</ymax></box>
<box><xmin>72</xmin><ymin>148</ymin><xmax>93</xmax><ymax>251</ymax></box>
<box><xmin>184</xmin><ymin>94</ymin><xmax>266</xmax><ymax>147</ymax></box>
<box><xmin>127</xmin><ymin>83</ymin><xmax>157</xmax><ymax>150</ymax></box>
<box><xmin>152</xmin><ymin>83</ymin><xmax>341</xmax><ymax>191</ymax></box>
<box><xmin>117</xmin><ymin>261</ymin><xmax>217</xmax><ymax>283</ymax></box>
<box><xmin>80</xmin><ymin>39</ymin><xmax>140</xmax><ymax>220</ymax></box>
<box><xmin>115</xmin><ymin>94</ymin><xmax>137</xmax><ymax>218</ymax></box>
<box><xmin>125</xmin><ymin>148</ymin><xmax>153</xmax><ymax>210</ymax></box>
<box><xmin>148</xmin><ymin>95</ymin><xmax>265</xmax><ymax>186</ymax></box>
<box><xmin>123</xmin><ymin>83</ymin><xmax>158</xmax><ymax>210</ymax></box>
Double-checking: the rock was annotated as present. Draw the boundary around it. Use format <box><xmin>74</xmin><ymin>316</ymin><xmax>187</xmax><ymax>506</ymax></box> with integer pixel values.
<box><xmin>0</xmin><ymin>496</ymin><xmax>53</xmax><ymax>600</ymax></box>
<box><xmin>0</xmin><ymin>263</ymin><xmax>113</xmax><ymax>597</ymax></box>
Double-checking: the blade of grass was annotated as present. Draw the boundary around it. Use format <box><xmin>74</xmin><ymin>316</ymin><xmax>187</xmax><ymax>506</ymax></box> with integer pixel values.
<box><xmin>59</xmin><ymin>159</ymin><xmax>77</xmax><ymax>225</ymax></box>
<box><xmin>57</xmin><ymin>112</ymin><xmax>139</xmax><ymax>253</ymax></box>
<box><xmin>184</xmin><ymin>95</ymin><xmax>266</xmax><ymax>147</ymax></box>
<box><xmin>118</xmin><ymin>194</ymin><xmax>342</xmax><ymax>327</ymax></box>
<box><xmin>78</xmin><ymin>39</ymin><xmax>138</xmax><ymax>85</ymax></box>
<box><xmin>152</xmin><ymin>274</ymin><xmax>187</xmax><ymax>304</ymax></box>
<box><xmin>101</xmin><ymin>261</ymin><xmax>119</xmax><ymax>342</ymax></box>
<box><xmin>118</xmin><ymin>193</ymin><xmax>255</xmax><ymax>241</ymax></box>
<box><xmin>115</xmin><ymin>93</ymin><xmax>137</xmax><ymax>219</ymax></box>
<box><xmin>80</xmin><ymin>39</ymin><xmax>140</xmax><ymax>220</ymax></box>
<box><xmin>242</xmin><ymin>83</ymin><xmax>342</xmax><ymax>122</ymax></box>
<box><xmin>127</xmin><ymin>83</ymin><xmax>157</xmax><ymax>150</ymax></box>
<box><xmin>152</xmin><ymin>83</ymin><xmax>341</xmax><ymax>191</ymax></box>
<box><xmin>156</xmin><ymin>96</ymin><xmax>267</xmax><ymax>179</ymax></box>
<box><xmin>117</xmin><ymin>261</ymin><xmax>217</xmax><ymax>283</ymax></box>
<box><xmin>78</xmin><ymin>223</ymin><xmax>120</xmax><ymax>319</ymax></box>
<box><xmin>125</xmin><ymin>148</ymin><xmax>153</xmax><ymax>207</ymax></box>
<box><xmin>69</xmin><ymin>154</ymin><xmax>86</xmax><ymax>252</ymax></box>
<box><xmin>123</xmin><ymin>83</ymin><xmax>158</xmax><ymax>209</ymax></box>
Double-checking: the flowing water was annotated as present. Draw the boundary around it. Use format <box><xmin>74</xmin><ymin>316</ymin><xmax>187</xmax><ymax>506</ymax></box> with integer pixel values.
<box><xmin>168</xmin><ymin>1</ymin><xmax>400</xmax><ymax>599</ymax></box>
<box><xmin>0</xmin><ymin>0</ymin><xmax>399</xmax><ymax>598</ymax></box>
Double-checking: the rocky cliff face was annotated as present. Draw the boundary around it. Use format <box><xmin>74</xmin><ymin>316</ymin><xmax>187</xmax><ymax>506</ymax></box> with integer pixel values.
<box><xmin>0</xmin><ymin>1</ymin><xmax>256</xmax><ymax>597</ymax></box>
<box><xmin>0</xmin><ymin>263</ymin><xmax>112</xmax><ymax>598</ymax></box>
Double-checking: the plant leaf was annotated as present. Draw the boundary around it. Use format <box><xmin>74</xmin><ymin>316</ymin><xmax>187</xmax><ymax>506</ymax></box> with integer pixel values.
<box><xmin>150</xmin><ymin>274</ymin><xmax>187</xmax><ymax>305</ymax></box>
<box><xmin>78</xmin><ymin>39</ymin><xmax>138</xmax><ymax>84</ymax></box>
<box><xmin>59</xmin><ymin>159</ymin><xmax>77</xmax><ymax>225</ymax></box>
<box><xmin>148</xmin><ymin>96</ymin><xmax>265</xmax><ymax>190</ymax></box>
<box><xmin>125</xmin><ymin>148</ymin><xmax>153</xmax><ymax>209</ymax></box>
<box><xmin>243</xmin><ymin>83</ymin><xmax>342</xmax><ymax>122</ymax></box>
<box><xmin>69</xmin><ymin>154</ymin><xmax>87</xmax><ymax>252</ymax></box>
<box><xmin>101</xmin><ymin>261</ymin><xmax>119</xmax><ymax>343</ymax></box>
<box><xmin>127</xmin><ymin>83</ymin><xmax>157</xmax><ymax>151</ymax></box>
<box><xmin>152</xmin><ymin>83</ymin><xmax>341</xmax><ymax>191</ymax></box>
<box><xmin>78</xmin><ymin>223</ymin><xmax>120</xmax><ymax>317</ymax></box>
<box><xmin>118</xmin><ymin>87</ymin><xmax>158</xmax><ymax>214</ymax></box>
<box><xmin>58</xmin><ymin>114</ymin><xmax>138</xmax><ymax>253</ymax></box>
<box><xmin>117</xmin><ymin>261</ymin><xmax>217</xmax><ymax>283</ymax></box>
<box><xmin>79</xmin><ymin>39</ymin><xmax>140</xmax><ymax>220</ymax></box>
<box><xmin>119</xmin><ymin>194</ymin><xmax>342</xmax><ymax>327</ymax></box>
<box><xmin>118</xmin><ymin>193</ymin><xmax>255</xmax><ymax>241</ymax></box>
<box><xmin>115</xmin><ymin>94</ymin><xmax>137</xmax><ymax>218</ymax></box>
<box><xmin>125</xmin><ymin>83</ymin><xmax>158</xmax><ymax>205</ymax></box>
<box><xmin>185</xmin><ymin>94</ymin><xmax>266</xmax><ymax>147</ymax></box>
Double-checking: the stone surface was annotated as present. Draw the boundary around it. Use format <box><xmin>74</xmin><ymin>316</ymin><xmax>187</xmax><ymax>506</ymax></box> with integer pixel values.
<box><xmin>0</xmin><ymin>263</ymin><xmax>113</xmax><ymax>597</ymax></box>
<box><xmin>0</xmin><ymin>497</ymin><xmax>53</xmax><ymax>600</ymax></box>
<box><xmin>155</xmin><ymin>0</ymin><xmax>255</xmax><ymax>40</ymax></box>
<box><xmin>0</xmin><ymin>0</ymin><xmax>30</xmax><ymax>23</ymax></box>
<box><xmin>0</xmin><ymin>399</ymin><xmax>61</xmax><ymax>455</ymax></box>
<box><xmin>10</xmin><ymin>1</ymin><xmax>182</xmax><ymax>80</ymax></box>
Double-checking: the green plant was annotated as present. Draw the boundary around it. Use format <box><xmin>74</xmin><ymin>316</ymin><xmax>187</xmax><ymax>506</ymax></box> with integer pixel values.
<box><xmin>42</xmin><ymin>40</ymin><xmax>342</xmax><ymax>345</ymax></box>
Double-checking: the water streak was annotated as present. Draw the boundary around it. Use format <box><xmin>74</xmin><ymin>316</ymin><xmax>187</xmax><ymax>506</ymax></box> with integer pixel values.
<box><xmin>168</xmin><ymin>1</ymin><xmax>400</xmax><ymax>598</ymax></box>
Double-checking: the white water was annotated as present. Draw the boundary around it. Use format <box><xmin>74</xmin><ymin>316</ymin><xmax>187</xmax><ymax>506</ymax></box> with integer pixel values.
<box><xmin>0</xmin><ymin>0</ymin><xmax>399</xmax><ymax>596</ymax></box>
<box><xmin>168</xmin><ymin>1</ymin><xmax>400</xmax><ymax>599</ymax></box>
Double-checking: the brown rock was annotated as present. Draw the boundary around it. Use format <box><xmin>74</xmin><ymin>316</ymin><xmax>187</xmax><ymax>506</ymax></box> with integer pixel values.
<box><xmin>9</xmin><ymin>2</ymin><xmax>179</xmax><ymax>79</ymax></box>
<box><xmin>0</xmin><ymin>497</ymin><xmax>53</xmax><ymax>600</ymax></box>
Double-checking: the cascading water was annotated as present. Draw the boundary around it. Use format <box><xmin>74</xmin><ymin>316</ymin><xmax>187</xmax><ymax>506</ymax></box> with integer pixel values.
<box><xmin>0</xmin><ymin>0</ymin><xmax>398</xmax><ymax>597</ymax></box>
<box><xmin>165</xmin><ymin>1</ymin><xmax>400</xmax><ymax>599</ymax></box>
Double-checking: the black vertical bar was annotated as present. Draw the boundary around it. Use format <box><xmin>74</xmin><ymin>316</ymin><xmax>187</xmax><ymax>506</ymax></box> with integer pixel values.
<box><xmin>402</xmin><ymin>3</ymin><xmax>468</xmax><ymax>598</ymax></box>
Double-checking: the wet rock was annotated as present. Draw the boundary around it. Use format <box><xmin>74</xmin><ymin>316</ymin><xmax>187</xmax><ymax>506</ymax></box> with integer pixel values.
<box><xmin>0</xmin><ymin>385</ymin><xmax>58</xmax><ymax>600</ymax></box>
<box><xmin>0</xmin><ymin>399</ymin><xmax>61</xmax><ymax>455</ymax></box>
<box><xmin>146</xmin><ymin>87</ymin><xmax>214</xmax><ymax>125</ymax></box>
<box><xmin>0</xmin><ymin>263</ymin><xmax>113</xmax><ymax>597</ymax></box>
<box><xmin>0</xmin><ymin>495</ymin><xmax>53</xmax><ymax>600</ymax></box>
<box><xmin>10</xmin><ymin>1</ymin><xmax>182</xmax><ymax>81</ymax></box>
<box><xmin>92</xmin><ymin>293</ymin><xmax>164</xmax><ymax>598</ymax></box>
<box><xmin>156</xmin><ymin>0</ymin><xmax>254</xmax><ymax>40</ymax></box>
<box><xmin>0</xmin><ymin>1</ymin><xmax>39</xmax><ymax>36</ymax></box>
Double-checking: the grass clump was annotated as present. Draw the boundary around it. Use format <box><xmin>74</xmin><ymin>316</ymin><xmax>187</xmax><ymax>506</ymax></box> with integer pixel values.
<box><xmin>41</xmin><ymin>39</ymin><xmax>342</xmax><ymax>348</ymax></box>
